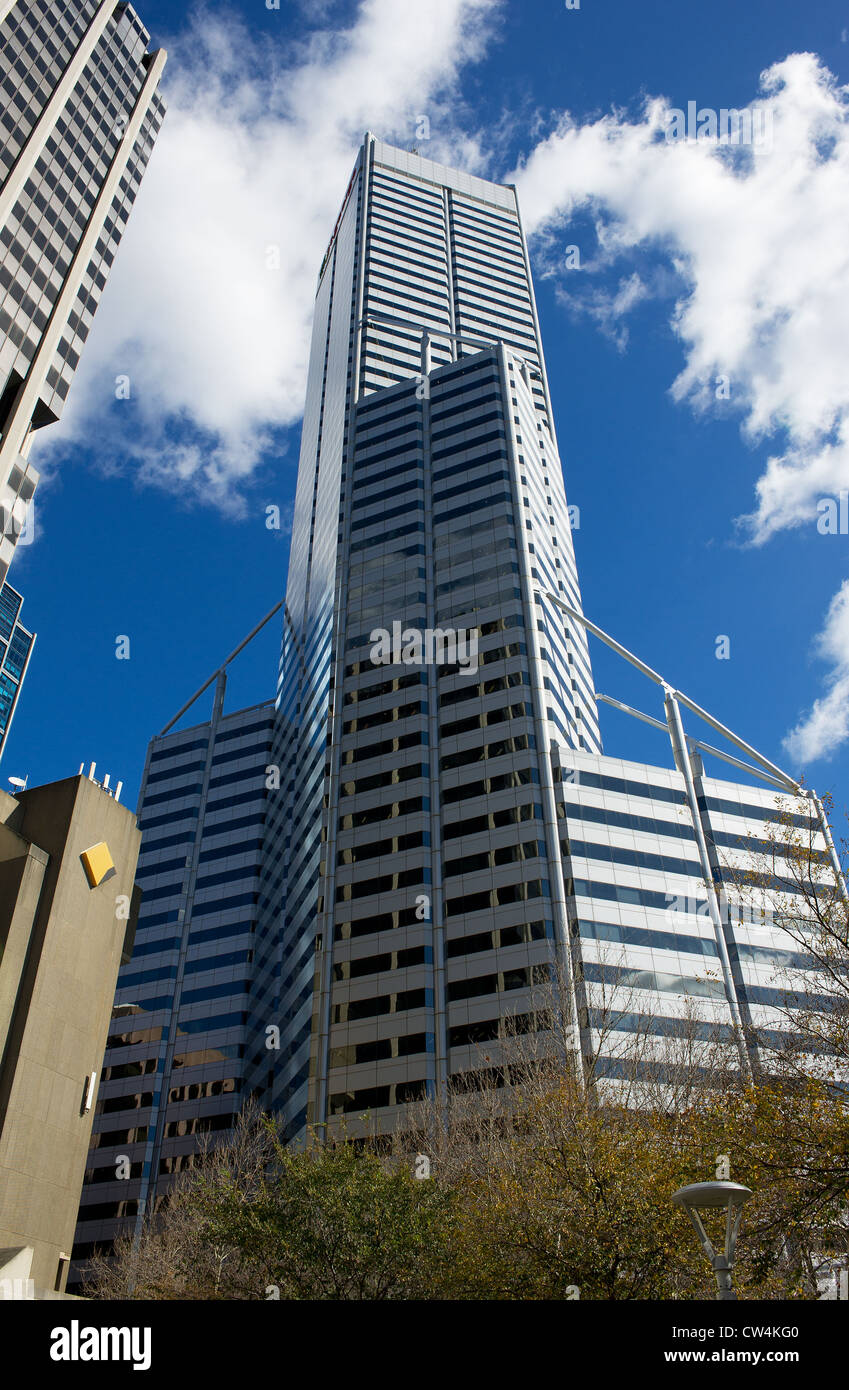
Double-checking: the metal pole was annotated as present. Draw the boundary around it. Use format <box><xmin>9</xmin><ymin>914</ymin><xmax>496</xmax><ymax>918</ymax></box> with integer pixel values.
<box><xmin>542</xmin><ymin>592</ymin><xmax>667</xmax><ymax>687</ymax></box>
<box><xmin>595</xmin><ymin>693</ymin><xmax>668</xmax><ymax>732</ymax></box>
<box><xmin>808</xmin><ymin>789</ymin><xmax>849</xmax><ymax>907</ymax></box>
<box><xmin>541</xmin><ymin>590</ymin><xmax>802</xmax><ymax>794</ymax></box>
<box><xmin>596</xmin><ymin>694</ymin><xmax>791</xmax><ymax>789</ymax></box>
<box><xmin>671</xmin><ymin>688</ymin><xmax>801</xmax><ymax>795</ymax></box>
<box><xmin>160</xmin><ymin>600</ymin><xmax>282</xmax><ymax>735</ymax></box>
<box><xmin>665</xmin><ymin>689</ymin><xmax>753</xmax><ymax>1082</ymax></box>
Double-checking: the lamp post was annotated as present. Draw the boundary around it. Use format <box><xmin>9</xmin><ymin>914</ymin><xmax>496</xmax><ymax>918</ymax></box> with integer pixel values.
<box><xmin>672</xmin><ymin>1181</ymin><xmax>752</xmax><ymax>1300</ymax></box>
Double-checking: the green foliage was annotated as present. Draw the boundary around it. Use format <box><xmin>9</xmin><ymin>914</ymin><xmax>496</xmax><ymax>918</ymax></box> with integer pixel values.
<box><xmin>86</xmin><ymin>1074</ymin><xmax>849</xmax><ymax>1301</ymax></box>
<box><xmin>194</xmin><ymin>1122</ymin><xmax>456</xmax><ymax>1299</ymax></box>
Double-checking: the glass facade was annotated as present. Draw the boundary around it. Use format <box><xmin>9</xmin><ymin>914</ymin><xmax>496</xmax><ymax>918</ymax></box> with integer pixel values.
<box><xmin>246</xmin><ymin>137</ymin><xmax>600</xmax><ymax>1142</ymax></box>
<box><xmin>252</xmin><ymin>136</ymin><xmax>826</xmax><ymax>1141</ymax></box>
<box><xmin>0</xmin><ymin>578</ymin><xmax>32</xmax><ymax>758</ymax></box>
<box><xmin>72</xmin><ymin>138</ymin><xmax>833</xmax><ymax>1278</ymax></box>
<box><xmin>555</xmin><ymin>748</ymin><xmax>826</xmax><ymax>1087</ymax></box>
<box><xmin>0</xmin><ymin>1</ymin><xmax>166</xmax><ymax>582</ymax></box>
<box><xmin>69</xmin><ymin>698</ymin><xmax>274</xmax><ymax>1290</ymax></box>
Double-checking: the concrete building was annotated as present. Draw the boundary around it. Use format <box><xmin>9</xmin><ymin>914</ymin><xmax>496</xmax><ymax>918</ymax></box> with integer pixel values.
<box><xmin>0</xmin><ymin>0</ymin><xmax>166</xmax><ymax>581</ymax></box>
<box><xmin>0</xmin><ymin>768</ymin><xmax>141</xmax><ymax>1295</ymax></box>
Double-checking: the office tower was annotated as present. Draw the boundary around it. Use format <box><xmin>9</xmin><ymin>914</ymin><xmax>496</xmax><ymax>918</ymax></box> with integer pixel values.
<box><xmin>250</xmin><ymin>136</ymin><xmax>830</xmax><ymax>1143</ymax></box>
<box><xmin>0</xmin><ymin>0</ymin><xmax>166</xmax><ymax>582</ymax></box>
<box><xmin>73</xmin><ymin>138</ymin><xmax>834</xmax><ymax>1272</ymax></box>
<box><xmin>0</xmin><ymin>579</ymin><xmax>33</xmax><ymax>759</ymax></box>
<box><xmin>70</xmin><ymin>696</ymin><xmax>273</xmax><ymax>1290</ymax></box>
<box><xmin>242</xmin><ymin>137</ymin><xmax>600</xmax><ymax>1143</ymax></box>
<box><xmin>0</xmin><ymin>768</ymin><xmax>140</xmax><ymax>1296</ymax></box>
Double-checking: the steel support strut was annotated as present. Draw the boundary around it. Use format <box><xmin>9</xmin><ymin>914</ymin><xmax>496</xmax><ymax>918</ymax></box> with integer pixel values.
<box><xmin>664</xmin><ymin>687</ymin><xmax>753</xmax><ymax>1081</ymax></box>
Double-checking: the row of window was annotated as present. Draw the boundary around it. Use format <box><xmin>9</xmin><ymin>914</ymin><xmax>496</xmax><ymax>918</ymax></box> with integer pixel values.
<box><xmin>332</xmin><ymin>944</ymin><xmax>428</xmax><ymax>982</ymax></box>
<box><xmin>328</xmin><ymin>1031</ymin><xmax>431</xmax><ymax>1069</ymax></box>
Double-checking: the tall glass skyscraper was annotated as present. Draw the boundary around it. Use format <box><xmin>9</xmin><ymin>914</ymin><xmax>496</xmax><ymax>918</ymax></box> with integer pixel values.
<box><xmin>246</xmin><ymin>136</ymin><xmax>826</xmax><ymax>1141</ymax></box>
<box><xmin>0</xmin><ymin>578</ymin><xmax>32</xmax><ymax>759</ymax></box>
<box><xmin>229</xmin><ymin>132</ymin><xmax>828</xmax><ymax>1150</ymax></box>
<box><xmin>243</xmin><ymin>137</ymin><xmax>602</xmax><ymax>1142</ymax></box>
<box><xmin>0</xmin><ymin>0</ymin><xmax>166</xmax><ymax>582</ymax></box>
<box><xmin>74</xmin><ymin>139</ymin><xmax>831</xmax><ymax>1276</ymax></box>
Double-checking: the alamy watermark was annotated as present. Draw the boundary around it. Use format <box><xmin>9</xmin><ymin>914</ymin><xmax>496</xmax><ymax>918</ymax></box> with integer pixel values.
<box><xmin>666</xmin><ymin>889</ymin><xmax>776</xmax><ymax>933</ymax></box>
<box><xmin>664</xmin><ymin>102</ymin><xmax>773</xmax><ymax>147</ymax></box>
<box><xmin>370</xmin><ymin>621</ymin><xmax>478</xmax><ymax>676</ymax></box>
<box><xmin>816</xmin><ymin>492</ymin><xmax>849</xmax><ymax>534</ymax></box>
<box><xmin>50</xmin><ymin>1320</ymin><xmax>151</xmax><ymax>1371</ymax></box>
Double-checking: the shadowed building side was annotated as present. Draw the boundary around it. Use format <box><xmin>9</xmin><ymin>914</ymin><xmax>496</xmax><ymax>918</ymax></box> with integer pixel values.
<box><xmin>0</xmin><ymin>771</ymin><xmax>140</xmax><ymax>1295</ymax></box>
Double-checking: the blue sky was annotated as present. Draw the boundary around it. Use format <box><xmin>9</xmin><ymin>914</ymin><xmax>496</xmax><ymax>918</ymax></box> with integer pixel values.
<box><xmin>7</xmin><ymin>0</ymin><xmax>849</xmax><ymax>815</ymax></box>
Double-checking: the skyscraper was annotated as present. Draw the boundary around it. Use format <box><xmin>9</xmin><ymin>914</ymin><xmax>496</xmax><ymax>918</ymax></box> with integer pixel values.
<box><xmin>74</xmin><ymin>138</ymin><xmax>834</xmax><ymax>1276</ymax></box>
<box><xmin>71</xmin><ymin>693</ymin><xmax>273</xmax><ymax>1288</ymax></box>
<box><xmin>0</xmin><ymin>579</ymin><xmax>33</xmax><ymax>760</ymax></box>
<box><xmin>248</xmin><ymin>135</ymin><xmax>829</xmax><ymax>1141</ymax></box>
<box><xmin>0</xmin><ymin>0</ymin><xmax>166</xmax><ymax>582</ymax></box>
<box><xmin>243</xmin><ymin>137</ymin><xmax>602</xmax><ymax>1143</ymax></box>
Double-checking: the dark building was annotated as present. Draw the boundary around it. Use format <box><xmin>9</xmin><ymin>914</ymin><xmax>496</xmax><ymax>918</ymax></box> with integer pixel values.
<box><xmin>70</xmin><ymin>695</ymin><xmax>273</xmax><ymax>1290</ymax></box>
<box><xmin>0</xmin><ymin>580</ymin><xmax>33</xmax><ymax>761</ymax></box>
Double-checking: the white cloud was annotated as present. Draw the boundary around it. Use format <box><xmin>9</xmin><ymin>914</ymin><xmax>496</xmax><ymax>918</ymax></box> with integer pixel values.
<box><xmin>44</xmin><ymin>0</ymin><xmax>500</xmax><ymax>504</ymax></box>
<box><xmin>511</xmin><ymin>54</ymin><xmax>849</xmax><ymax>763</ymax></box>
<box><xmin>785</xmin><ymin>580</ymin><xmax>849</xmax><ymax>764</ymax></box>
<box><xmin>555</xmin><ymin>270</ymin><xmax>649</xmax><ymax>349</ymax></box>
<box><xmin>38</xmin><ymin>21</ymin><xmax>849</xmax><ymax>764</ymax></box>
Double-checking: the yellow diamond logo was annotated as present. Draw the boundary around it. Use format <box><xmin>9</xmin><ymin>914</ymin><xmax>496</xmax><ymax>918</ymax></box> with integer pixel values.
<box><xmin>80</xmin><ymin>841</ymin><xmax>115</xmax><ymax>888</ymax></box>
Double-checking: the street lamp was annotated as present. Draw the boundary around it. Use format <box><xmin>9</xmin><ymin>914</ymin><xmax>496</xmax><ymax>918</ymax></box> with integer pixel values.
<box><xmin>672</xmin><ymin>1181</ymin><xmax>753</xmax><ymax>1300</ymax></box>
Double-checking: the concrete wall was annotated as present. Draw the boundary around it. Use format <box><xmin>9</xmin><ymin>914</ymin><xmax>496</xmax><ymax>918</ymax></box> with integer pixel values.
<box><xmin>0</xmin><ymin>776</ymin><xmax>140</xmax><ymax>1291</ymax></box>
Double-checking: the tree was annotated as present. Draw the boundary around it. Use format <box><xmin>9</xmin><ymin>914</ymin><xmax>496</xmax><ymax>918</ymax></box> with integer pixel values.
<box><xmin>85</xmin><ymin>1106</ymin><xmax>456</xmax><ymax>1300</ymax></box>
<box><xmin>723</xmin><ymin>790</ymin><xmax>849</xmax><ymax>1085</ymax></box>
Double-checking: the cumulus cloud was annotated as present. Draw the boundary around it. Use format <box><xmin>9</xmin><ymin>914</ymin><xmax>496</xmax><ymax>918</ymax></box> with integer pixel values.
<box><xmin>512</xmin><ymin>54</ymin><xmax>849</xmax><ymax>763</ymax></box>
<box><xmin>785</xmin><ymin>581</ymin><xmax>849</xmax><ymax>764</ymax></box>
<box><xmin>40</xmin><ymin>20</ymin><xmax>849</xmax><ymax>764</ymax></box>
<box><xmin>45</xmin><ymin>0</ymin><xmax>500</xmax><ymax>504</ymax></box>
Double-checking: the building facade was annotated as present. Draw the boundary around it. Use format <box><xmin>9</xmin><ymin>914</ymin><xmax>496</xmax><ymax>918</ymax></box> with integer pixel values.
<box><xmin>70</xmin><ymin>696</ymin><xmax>273</xmax><ymax>1289</ymax></box>
<box><xmin>71</xmin><ymin>139</ymin><xmax>834</xmax><ymax>1279</ymax></box>
<box><xmin>0</xmin><ymin>579</ymin><xmax>33</xmax><ymax>760</ymax></box>
<box><xmin>243</xmin><ymin>137</ymin><xmax>600</xmax><ymax>1143</ymax></box>
<box><xmin>250</xmin><ymin>136</ymin><xmax>827</xmax><ymax>1142</ymax></box>
<box><xmin>556</xmin><ymin>745</ymin><xmax>828</xmax><ymax>1092</ymax></box>
<box><xmin>0</xmin><ymin>0</ymin><xmax>166</xmax><ymax>581</ymax></box>
<box><xmin>0</xmin><ymin>769</ymin><xmax>141</xmax><ymax>1295</ymax></box>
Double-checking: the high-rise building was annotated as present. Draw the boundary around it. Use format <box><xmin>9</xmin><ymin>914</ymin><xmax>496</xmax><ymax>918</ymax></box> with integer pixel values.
<box><xmin>0</xmin><ymin>0</ymin><xmax>166</xmax><ymax>582</ymax></box>
<box><xmin>0</xmin><ymin>768</ymin><xmax>141</xmax><ymax>1296</ymax></box>
<box><xmin>243</xmin><ymin>137</ymin><xmax>603</xmax><ymax>1143</ymax></box>
<box><xmin>247</xmin><ymin>135</ymin><xmax>830</xmax><ymax>1142</ymax></box>
<box><xmin>70</xmin><ymin>693</ymin><xmax>273</xmax><ymax>1289</ymax></box>
<box><xmin>73</xmin><ymin>139</ymin><xmax>836</xmax><ymax>1279</ymax></box>
<box><xmin>0</xmin><ymin>579</ymin><xmax>33</xmax><ymax>760</ymax></box>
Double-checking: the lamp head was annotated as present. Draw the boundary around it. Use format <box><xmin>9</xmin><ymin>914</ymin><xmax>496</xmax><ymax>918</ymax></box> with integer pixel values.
<box><xmin>672</xmin><ymin>1181</ymin><xmax>752</xmax><ymax>1210</ymax></box>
